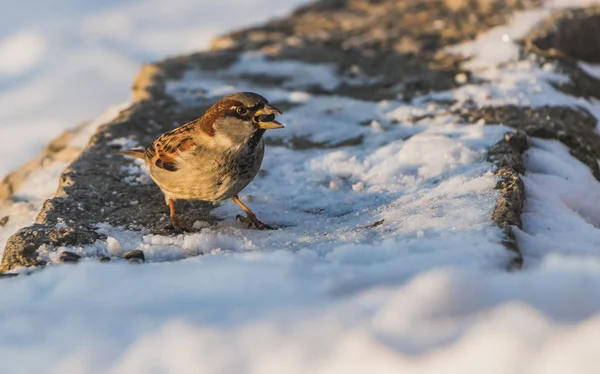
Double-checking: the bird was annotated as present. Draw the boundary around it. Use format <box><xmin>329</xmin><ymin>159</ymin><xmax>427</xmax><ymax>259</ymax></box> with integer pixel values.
<box><xmin>120</xmin><ymin>92</ymin><xmax>284</xmax><ymax>232</ymax></box>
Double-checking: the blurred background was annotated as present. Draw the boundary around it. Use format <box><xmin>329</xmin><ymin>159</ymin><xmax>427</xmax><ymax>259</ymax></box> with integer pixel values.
<box><xmin>0</xmin><ymin>0</ymin><xmax>308</xmax><ymax>177</ymax></box>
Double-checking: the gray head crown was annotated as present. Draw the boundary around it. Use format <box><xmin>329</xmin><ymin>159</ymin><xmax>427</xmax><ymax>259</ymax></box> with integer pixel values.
<box><xmin>222</xmin><ymin>92</ymin><xmax>269</xmax><ymax>107</ymax></box>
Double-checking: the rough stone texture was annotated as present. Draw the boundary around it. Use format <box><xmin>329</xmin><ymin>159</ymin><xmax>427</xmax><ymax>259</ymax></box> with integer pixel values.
<box><xmin>1</xmin><ymin>0</ymin><xmax>597</xmax><ymax>272</ymax></box>
<box><xmin>487</xmin><ymin>131</ymin><xmax>529</xmax><ymax>270</ymax></box>
<box><xmin>0</xmin><ymin>225</ymin><xmax>104</xmax><ymax>272</ymax></box>
<box><xmin>523</xmin><ymin>6</ymin><xmax>600</xmax><ymax>102</ymax></box>
<box><xmin>525</xmin><ymin>6</ymin><xmax>600</xmax><ymax>63</ymax></box>
<box><xmin>213</xmin><ymin>0</ymin><xmax>540</xmax><ymax>101</ymax></box>
<box><xmin>459</xmin><ymin>106</ymin><xmax>600</xmax><ymax>180</ymax></box>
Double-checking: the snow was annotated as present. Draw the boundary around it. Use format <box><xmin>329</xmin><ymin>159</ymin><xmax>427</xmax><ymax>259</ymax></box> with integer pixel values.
<box><xmin>447</xmin><ymin>0</ymin><xmax>600</xmax><ymax>70</ymax></box>
<box><xmin>0</xmin><ymin>30</ymin><xmax>46</xmax><ymax>76</ymax></box>
<box><xmin>2</xmin><ymin>0</ymin><xmax>600</xmax><ymax>372</ymax></box>
<box><xmin>446</xmin><ymin>9</ymin><xmax>548</xmax><ymax>70</ymax></box>
<box><xmin>0</xmin><ymin>0</ymin><xmax>309</xmax><ymax>177</ymax></box>
<box><xmin>517</xmin><ymin>138</ymin><xmax>600</xmax><ymax>265</ymax></box>
<box><xmin>229</xmin><ymin>53</ymin><xmax>341</xmax><ymax>90</ymax></box>
<box><xmin>578</xmin><ymin>61</ymin><xmax>600</xmax><ymax>80</ymax></box>
<box><xmin>3</xmin><ymin>261</ymin><xmax>600</xmax><ymax>373</ymax></box>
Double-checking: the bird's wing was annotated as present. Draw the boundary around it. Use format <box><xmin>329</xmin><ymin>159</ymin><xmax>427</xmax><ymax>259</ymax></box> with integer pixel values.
<box><xmin>145</xmin><ymin>120</ymin><xmax>198</xmax><ymax>172</ymax></box>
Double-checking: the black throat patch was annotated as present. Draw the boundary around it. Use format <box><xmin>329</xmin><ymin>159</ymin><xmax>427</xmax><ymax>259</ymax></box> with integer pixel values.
<box><xmin>248</xmin><ymin>129</ymin><xmax>266</xmax><ymax>150</ymax></box>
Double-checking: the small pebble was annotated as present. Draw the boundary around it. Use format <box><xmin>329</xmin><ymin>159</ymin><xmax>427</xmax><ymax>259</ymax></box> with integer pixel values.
<box><xmin>193</xmin><ymin>220</ymin><xmax>210</xmax><ymax>230</ymax></box>
<box><xmin>455</xmin><ymin>73</ymin><xmax>468</xmax><ymax>84</ymax></box>
<box><xmin>352</xmin><ymin>181</ymin><xmax>365</xmax><ymax>192</ymax></box>
<box><xmin>106</xmin><ymin>236</ymin><xmax>121</xmax><ymax>256</ymax></box>
<box><xmin>370</xmin><ymin>120</ymin><xmax>384</xmax><ymax>132</ymax></box>
<box><xmin>59</xmin><ymin>251</ymin><xmax>81</xmax><ymax>264</ymax></box>
<box><xmin>123</xmin><ymin>250</ymin><xmax>145</xmax><ymax>264</ymax></box>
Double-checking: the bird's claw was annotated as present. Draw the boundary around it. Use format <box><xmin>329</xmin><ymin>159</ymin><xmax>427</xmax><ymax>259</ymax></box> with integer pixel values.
<box><xmin>236</xmin><ymin>214</ymin><xmax>252</xmax><ymax>228</ymax></box>
<box><xmin>236</xmin><ymin>214</ymin><xmax>273</xmax><ymax>230</ymax></box>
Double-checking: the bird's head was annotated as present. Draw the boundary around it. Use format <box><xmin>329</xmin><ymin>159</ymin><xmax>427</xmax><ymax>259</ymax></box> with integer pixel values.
<box><xmin>199</xmin><ymin>92</ymin><xmax>284</xmax><ymax>147</ymax></box>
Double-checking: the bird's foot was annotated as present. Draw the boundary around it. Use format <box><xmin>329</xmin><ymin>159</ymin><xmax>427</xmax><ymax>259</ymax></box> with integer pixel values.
<box><xmin>236</xmin><ymin>214</ymin><xmax>273</xmax><ymax>230</ymax></box>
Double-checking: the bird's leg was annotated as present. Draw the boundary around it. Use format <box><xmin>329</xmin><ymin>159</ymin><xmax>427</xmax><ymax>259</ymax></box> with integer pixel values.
<box><xmin>169</xmin><ymin>199</ymin><xmax>180</xmax><ymax>227</ymax></box>
<box><xmin>166</xmin><ymin>199</ymin><xmax>188</xmax><ymax>234</ymax></box>
<box><xmin>231</xmin><ymin>195</ymin><xmax>273</xmax><ymax>230</ymax></box>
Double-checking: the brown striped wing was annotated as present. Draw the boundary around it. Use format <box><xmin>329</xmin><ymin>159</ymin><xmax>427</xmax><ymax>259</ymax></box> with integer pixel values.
<box><xmin>145</xmin><ymin>121</ymin><xmax>197</xmax><ymax>172</ymax></box>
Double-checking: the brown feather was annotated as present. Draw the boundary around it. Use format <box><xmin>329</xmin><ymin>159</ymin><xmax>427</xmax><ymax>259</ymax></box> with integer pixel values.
<box><xmin>196</xmin><ymin>99</ymin><xmax>251</xmax><ymax>136</ymax></box>
<box><xmin>139</xmin><ymin>96</ymin><xmax>258</xmax><ymax>172</ymax></box>
<box><xmin>145</xmin><ymin>121</ymin><xmax>198</xmax><ymax>172</ymax></box>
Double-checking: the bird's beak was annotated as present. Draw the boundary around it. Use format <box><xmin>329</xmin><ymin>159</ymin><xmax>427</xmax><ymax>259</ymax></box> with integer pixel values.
<box><xmin>254</xmin><ymin>104</ymin><xmax>284</xmax><ymax>129</ymax></box>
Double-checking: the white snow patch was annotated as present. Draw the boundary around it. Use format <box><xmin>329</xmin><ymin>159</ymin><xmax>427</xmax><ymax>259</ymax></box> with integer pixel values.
<box><xmin>229</xmin><ymin>52</ymin><xmax>341</xmax><ymax>90</ymax></box>
<box><xmin>578</xmin><ymin>61</ymin><xmax>600</xmax><ymax>80</ymax></box>
<box><xmin>447</xmin><ymin>9</ymin><xmax>548</xmax><ymax>70</ymax></box>
<box><xmin>0</xmin><ymin>159</ymin><xmax>71</xmax><ymax>260</ymax></box>
<box><xmin>438</xmin><ymin>0</ymin><xmax>600</xmax><ymax>131</ymax></box>
<box><xmin>447</xmin><ymin>0</ymin><xmax>600</xmax><ymax>71</ymax></box>
<box><xmin>0</xmin><ymin>30</ymin><xmax>46</xmax><ymax>76</ymax></box>
<box><xmin>121</xmin><ymin>159</ymin><xmax>152</xmax><ymax>186</ymax></box>
<box><xmin>107</xmin><ymin>137</ymin><xmax>139</xmax><ymax>150</ymax></box>
<box><xmin>516</xmin><ymin>138</ymin><xmax>600</xmax><ymax>265</ymax></box>
<box><xmin>3</xmin><ymin>263</ymin><xmax>600</xmax><ymax>373</ymax></box>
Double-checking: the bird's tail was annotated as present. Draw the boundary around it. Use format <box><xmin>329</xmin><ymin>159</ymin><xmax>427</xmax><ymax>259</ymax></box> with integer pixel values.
<box><xmin>119</xmin><ymin>149</ymin><xmax>146</xmax><ymax>160</ymax></box>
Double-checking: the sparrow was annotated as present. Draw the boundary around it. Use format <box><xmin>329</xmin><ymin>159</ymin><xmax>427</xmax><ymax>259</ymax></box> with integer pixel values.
<box><xmin>121</xmin><ymin>92</ymin><xmax>284</xmax><ymax>231</ymax></box>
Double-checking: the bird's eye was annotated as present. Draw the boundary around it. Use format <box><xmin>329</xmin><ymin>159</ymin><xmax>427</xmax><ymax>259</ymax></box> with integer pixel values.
<box><xmin>236</xmin><ymin>106</ymin><xmax>248</xmax><ymax>115</ymax></box>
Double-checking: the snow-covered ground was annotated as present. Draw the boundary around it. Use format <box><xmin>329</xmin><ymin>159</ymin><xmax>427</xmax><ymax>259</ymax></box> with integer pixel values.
<box><xmin>0</xmin><ymin>0</ymin><xmax>308</xmax><ymax>177</ymax></box>
<box><xmin>2</xmin><ymin>0</ymin><xmax>600</xmax><ymax>373</ymax></box>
